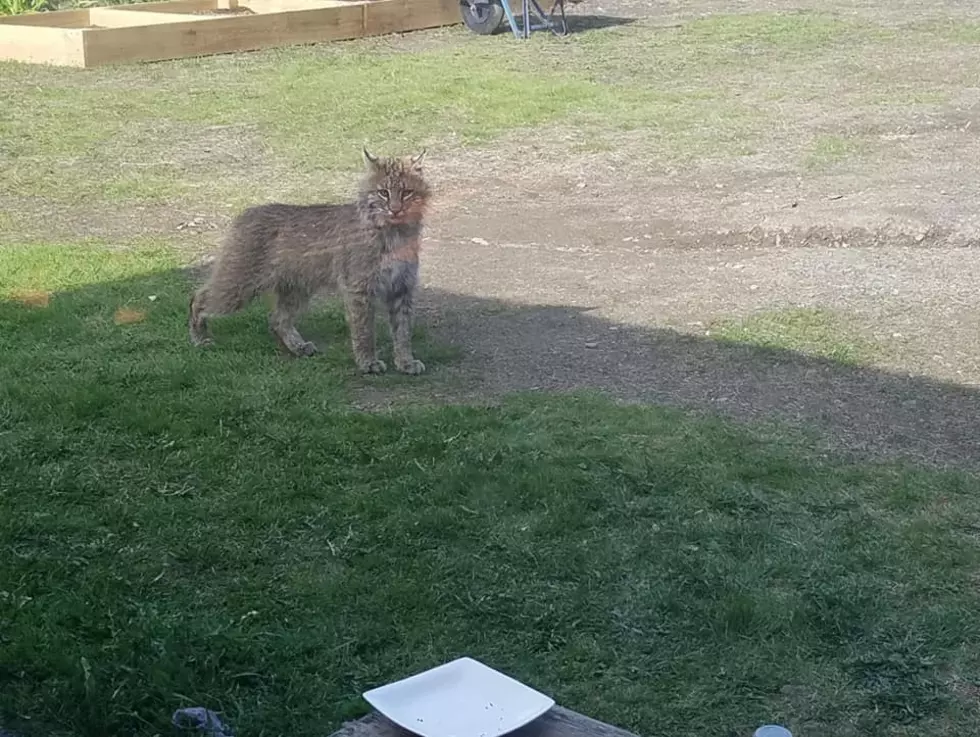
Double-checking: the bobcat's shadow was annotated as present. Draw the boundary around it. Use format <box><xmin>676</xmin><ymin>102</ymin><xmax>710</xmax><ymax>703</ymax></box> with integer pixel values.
<box><xmin>4</xmin><ymin>265</ymin><xmax>978</xmax><ymax>471</ymax></box>
<box><xmin>405</xmin><ymin>287</ymin><xmax>980</xmax><ymax>471</ymax></box>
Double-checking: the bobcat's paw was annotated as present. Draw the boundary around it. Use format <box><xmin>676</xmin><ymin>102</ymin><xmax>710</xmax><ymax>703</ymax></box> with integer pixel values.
<box><xmin>191</xmin><ymin>335</ymin><xmax>214</xmax><ymax>348</ymax></box>
<box><xmin>359</xmin><ymin>359</ymin><xmax>387</xmax><ymax>375</ymax></box>
<box><xmin>396</xmin><ymin>358</ymin><xmax>426</xmax><ymax>376</ymax></box>
<box><xmin>294</xmin><ymin>341</ymin><xmax>318</xmax><ymax>357</ymax></box>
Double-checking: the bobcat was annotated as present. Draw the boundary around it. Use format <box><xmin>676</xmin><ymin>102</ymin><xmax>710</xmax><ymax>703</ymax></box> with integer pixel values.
<box><xmin>189</xmin><ymin>148</ymin><xmax>430</xmax><ymax>375</ymax></box>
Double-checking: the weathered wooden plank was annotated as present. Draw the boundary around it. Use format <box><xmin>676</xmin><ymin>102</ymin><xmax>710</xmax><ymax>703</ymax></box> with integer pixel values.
<box><xmin>80</xmin><ymin>0</ymin><xmax>460</xmax><ymax>67</ymax></box>
<box><xmin>226</xmin><ymin>0</ymin><xmax>358</xmax><ymax>11</ymax></box>
<box><xmin>0</xmin><ymin>25</ymin><xmax>86</xmax><ymax>66</ymax></box>
<box><xmin>80</xmin><ymin>4</ymin><xmax>366</xmax><ymax>66</ymax></box>
<box><xmin>0</xmin><ymin>0</ymin><xmax>462</xmax><ymax>68</ymax></box>
<box><xmin>363</xmin><ymin>0</ymin><xmax>457</xmax><ymax>37</ymax></box>
<box><xmin>329</xmin><ymin>707</ymin><xmax>643</xmax><ymax>737</ymax></box>
<box><xmin>88</xmin><ymin>8</ymin><xmax>213</xmax><ymax>26</ymax></box>
<box><xmin>107</xmin><ymin>0</ymin><xmax>217</xmax><ymax>12</ymax></box>
<box><xmin>0</xmin><ymin>8</ymin><xmax>90</xmax><ymax>26</ymax></box>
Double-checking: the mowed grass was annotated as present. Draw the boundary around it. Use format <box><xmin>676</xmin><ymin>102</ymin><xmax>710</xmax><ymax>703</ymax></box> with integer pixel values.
<box><xmin>3</xmin><ymin>9</ymin><xmax>979</xmax><ymax>217</ymax></box>
<box><xmin>3</xmin><ymin>248</ymin><xmax>980</xmax><ymax>737</ymax></box>
<box><xmin>710</xmin><ymin>307</ymin><xmax>880</xmax><ymax>365</ymax></box>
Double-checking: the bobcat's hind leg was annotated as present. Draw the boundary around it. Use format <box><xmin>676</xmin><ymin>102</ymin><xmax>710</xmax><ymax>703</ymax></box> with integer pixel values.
<box><xmin>189</xmin><ymin>288</ymin><xmax>215</xmax><ymax>347</ymax></box>
<box><xmin>269</xmin><ymin>286</ymin><xmax>317</xmax><ymax>357</ymax></box>
<box><xmin>190</xmin><ymin>280</ymin><xmax>258</xmax><ymax>348</ymax></box>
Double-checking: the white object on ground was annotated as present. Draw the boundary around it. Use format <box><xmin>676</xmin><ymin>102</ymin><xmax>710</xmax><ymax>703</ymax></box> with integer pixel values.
<box><xmin>754</xmin><ymin>726</ymin><xmax>792</xmax><ymax>737</ymax></box>
<box><xmin>363</xmin><ymin>656</ymin><xmax>555</xmax><ymax>737</ymax></box>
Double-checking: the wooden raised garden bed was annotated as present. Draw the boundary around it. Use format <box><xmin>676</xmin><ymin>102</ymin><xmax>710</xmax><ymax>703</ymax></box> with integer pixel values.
<box><xmin>0</xmin><ymin>0</ymin><xmax>460</xmax><ymax>68</ymax></box>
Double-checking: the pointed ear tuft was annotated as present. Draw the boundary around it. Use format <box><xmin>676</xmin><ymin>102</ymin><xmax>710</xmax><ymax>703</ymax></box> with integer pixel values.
<box><xmin>409</xmin><ymin>148</ymin><xmax>426</xmax><ymax>170</ymax></box>
<box><xmin>362</xmin><ymin>147</ymin><xmax>379</xmax><ymax>168</ymax></box>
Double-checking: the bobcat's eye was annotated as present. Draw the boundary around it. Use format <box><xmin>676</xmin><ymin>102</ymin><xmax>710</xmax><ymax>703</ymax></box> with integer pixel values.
<box><xmin>401</xmin><ymin>189</ymin><xmax>414</xmax><ymax>200</ymax></box>
<box><xmin>378</xmin><ymin>189</ymin><xmax>390</xmax><ymax>199</ymax></box>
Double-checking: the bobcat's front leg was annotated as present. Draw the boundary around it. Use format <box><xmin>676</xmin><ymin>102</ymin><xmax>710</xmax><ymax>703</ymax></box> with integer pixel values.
<box><xmin>343</xmin><ymin>290</ymin><xmax>386</xmax><ymax>374</ymax></box>
<box><xmin>386</xmin><ymin>287</ymin><xmax>424</xmax><ymax>375</ymax></box>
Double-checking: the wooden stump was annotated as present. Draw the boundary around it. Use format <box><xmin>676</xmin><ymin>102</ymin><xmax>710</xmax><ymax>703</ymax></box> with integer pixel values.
<box><xmin>328</xmin><ymin>707</ymin><xmax>644</xmax><ymax>737</ymax></box>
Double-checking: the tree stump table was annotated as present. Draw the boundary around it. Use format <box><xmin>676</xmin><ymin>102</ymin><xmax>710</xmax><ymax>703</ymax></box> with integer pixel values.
<box><xmin>328</xmin><ymin>707</ymin><xmax>642</xmax><ymax>737</ymax></box>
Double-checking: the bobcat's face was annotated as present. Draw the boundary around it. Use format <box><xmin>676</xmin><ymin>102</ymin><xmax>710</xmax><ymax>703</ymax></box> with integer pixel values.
<box><xmin>362</xmin><ymin>149</ymin><xmax>430</xmax><ymax>226</ymax></box>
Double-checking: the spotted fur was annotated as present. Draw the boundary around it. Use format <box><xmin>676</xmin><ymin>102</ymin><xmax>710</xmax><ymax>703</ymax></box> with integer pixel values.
<box><xmin>189</xmin><ymin>149</ymin><xmax>430</xmax><ymax>375</ymax></box>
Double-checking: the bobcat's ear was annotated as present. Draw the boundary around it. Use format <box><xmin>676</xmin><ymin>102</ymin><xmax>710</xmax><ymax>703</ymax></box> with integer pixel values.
<box><xmin>409</xmin><ymin>148</ymin><xmax>426</xmax><ymax>171</ymax></box>
<box><xmin>362</xmin><ymin>147</ymin><xmax>380</xmax><ymax>169</ymax></box>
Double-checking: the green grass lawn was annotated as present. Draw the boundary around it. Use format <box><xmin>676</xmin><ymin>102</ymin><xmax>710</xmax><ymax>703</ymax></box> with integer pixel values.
<box><xmin>4</xmin><ymin>7</ymin><xmax>980</xmax><ymax>737</ymax></box>
<box><xmin>3</xmin><ymin>247</ymin><xmax>980</xmax><ymax>737</ymax></box>
<box><xmin>710</xmin><ymin>308</ymin><xmax>881</xmax><ymax>365</ymax></box>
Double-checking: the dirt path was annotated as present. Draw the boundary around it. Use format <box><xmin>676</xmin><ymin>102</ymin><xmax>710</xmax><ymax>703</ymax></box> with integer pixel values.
<box><xmin>404</xmin><ymin>236</ymin><xmax>980</xmax><ymax>468</ymax></box>
<box><xmin>401</xmin><ymin>133</ymin><xmax>980</xmax><ymax>467</ymax></box>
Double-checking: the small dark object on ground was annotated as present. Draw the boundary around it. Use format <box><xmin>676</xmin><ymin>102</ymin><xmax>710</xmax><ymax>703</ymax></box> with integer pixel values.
<box><xmin>172</xmin><ymin>708</ymin><xmax>235</xmax><ymax>737</ymax></box>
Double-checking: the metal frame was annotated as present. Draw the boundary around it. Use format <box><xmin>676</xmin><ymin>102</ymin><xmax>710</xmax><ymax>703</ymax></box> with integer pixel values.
<box><xmin>500</xmin><ymin>0</ymin><xmax>567</xmax><ymax>38</ymax></box>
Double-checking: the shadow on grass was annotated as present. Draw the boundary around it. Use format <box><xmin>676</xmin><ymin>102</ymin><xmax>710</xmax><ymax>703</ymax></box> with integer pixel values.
<box><xmin>2</xmin><ymin>265</ymin><xmax>980</xmax><ymax>737</ymax></box>
<box><xmin>562</xmin><ymin>13</ymin><xmax>638</xmax><ymax>33</ymax></box>
<box><xmin>468</xmin><ymin>11</ymin><xmax>636</xmax><ymax>36</ymax></box>
<box><xmin>3</xmin><ymin>262</ymin><xmax>979</xmax><ymax>468</ymax></box>
<box><xmin>411</xmin><ymin>287</ymin><xmax>980</xmax><ymax>471</ymax></box>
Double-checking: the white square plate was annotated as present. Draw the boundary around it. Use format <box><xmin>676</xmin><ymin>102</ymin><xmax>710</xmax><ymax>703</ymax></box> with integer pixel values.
<box><xmin>363</xmin><ymin>657</ymin><xmax>555</xmax><ymax>737</ymax></box>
